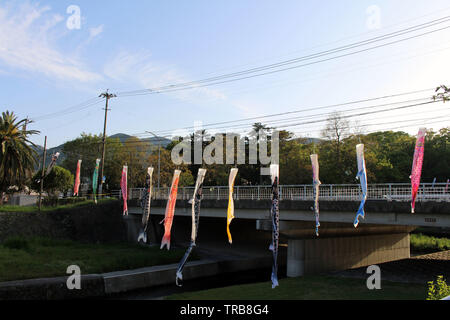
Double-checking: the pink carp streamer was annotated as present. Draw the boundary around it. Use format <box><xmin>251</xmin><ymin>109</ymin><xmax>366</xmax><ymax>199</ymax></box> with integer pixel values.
<box><xmin>120</xmin><ymin>165</ymin><xmax>128</xmax><ymax>216</ymax></box>
<box><xmin>73</xmin><ymin>160</ymin><xmax>82</xmax><ymax>196</ymax></box>
<box><xmin>160</xmin><ymin>170</ymin><xmax>181</xmax><ymax>250</ymax></box>
<box><xmin>410</xmin><ymin>128</ymin><xmax>426</xmax><ymax>213</ymax></box>
<box><xmin>226</xmin><ymin>168</ymin><xmax>238</xmax><ymax>244</ymax></box>
<box><xmin>310</xmin><ymin>154</ymin><xmax>321</xmax><ymax>236</ymax></box>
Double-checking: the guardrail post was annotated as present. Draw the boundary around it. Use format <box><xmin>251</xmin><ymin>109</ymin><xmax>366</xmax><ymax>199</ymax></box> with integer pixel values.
<box><xmin>389</xmin><ymin>184</ymin><xmax>392</xmax><ymax>200</ymax></box>
<box><xmin>257</xmin><ymin>186</ymin><xmax>260</xmax><ymax>200</ymax></box>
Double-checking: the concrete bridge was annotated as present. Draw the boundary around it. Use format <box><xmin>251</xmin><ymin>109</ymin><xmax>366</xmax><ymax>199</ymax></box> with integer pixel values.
<box><xmin>115</xmin><ymin>183</ymin><xmax>449</xmax><ymax>278</ymax></box>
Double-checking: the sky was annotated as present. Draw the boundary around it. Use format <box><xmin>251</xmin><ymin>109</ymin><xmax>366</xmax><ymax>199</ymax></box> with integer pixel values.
<box><xmin>1</xmin><ymin>0</ymin><xmax>450</xmax><ymax>148</ymax></box>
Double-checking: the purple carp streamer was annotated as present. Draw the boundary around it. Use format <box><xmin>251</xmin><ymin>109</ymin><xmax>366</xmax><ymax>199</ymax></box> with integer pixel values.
<box><xmin>120</xmin><ymin>165</ymin><xmax>128</xmax><ymax>216</ymax></box>
<box><xmin>226</xmin><ymin>168</ymin><xmax>238</xmax><ymax>244</ymax></box>
<box><xmin>354</xmin><ymin>144</ymin><xmax>368</xmax><ymax>228</ymax></box>
<box><xmin>410</xmin><ymin>128</ymin><xmax>426</xmax><ymax>213</ymax></box>
<box><xmin>269</xmin><ymin>164</ymin><xmax>280</xmax><ymax>289</ymax></box>
<box><xmin>310</xmin><ymin>154</ymin><xmax>321</xmax><ymax>236</ymax></box>
<box><xmin>138</xmin><ymin>167</ymin><xmax>154</xmax><ymax>243</ymax></box>
<box><xmin>176</xmin><ymin>168</ymin><xmax>206</xmax><ymax>287</ymax></box>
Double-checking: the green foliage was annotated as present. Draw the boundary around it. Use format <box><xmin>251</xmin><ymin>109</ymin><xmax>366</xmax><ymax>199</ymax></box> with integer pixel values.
<box><xmin>31</xmin><ymin>165</ymin><xmax>74</xmax><ymax>196</ymax></box>
<box><xmin>57</xmin><ymin>122</ymin><xmax>449</xmax><ymax>189</ymax></box>
<box><xmin>0</xmin><ymin>236</ymin><xmax>190</xmax><ymax>282</ymax></box>
<box><xmin>0</xmin><ymin>111</ymin><xmax>39</xmax><ymax>196</ymax></box>
<box><xmin>427</xmin><ymin>276</ymin><xmax>450</xmax><ymax>300</ymax></box>
<box><xmin>410</xmin><ymin>233</ymin><xmax>450</xmax><ymax>253</ymax></box>
<box><xmin>2</xmin><ymin>236</ymin><xmax>30</xmax><ymax>251</ymax></box>
<box><xmin>166</xmin><ymin>275</ymin><xmax>426</xmax><ymax>300</ymax></box>
<box><xmin>41</xmin><ymin>196</ymin><xmax>88</xmax><ymax>207</ymax></box>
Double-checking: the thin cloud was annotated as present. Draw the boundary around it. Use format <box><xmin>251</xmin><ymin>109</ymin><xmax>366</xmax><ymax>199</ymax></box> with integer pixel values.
<box><xmin>103</xmin><ymin>50</ymin><xmax>226</xmax><ymax>102</ymax></box>
<box><xmin>89</xmin><ymin>24</ymin><xmax>104</xmax><ymax>39</ymax></box>
<box><xmin>0</xmin><ymin>2</ymin><xmax>101</xmax><ymax>82</ymax></box>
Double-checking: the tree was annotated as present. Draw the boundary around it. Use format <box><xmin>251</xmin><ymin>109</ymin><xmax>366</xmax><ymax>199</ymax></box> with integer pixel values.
<box><xmin>31</xmin><ymin>166</ymin><xmax>74</xmax><ymax>196</ymax></box>
<box><xmin>320</xmin><ymin>112</ymin><xmax>350</xmax><ymax>181</ymax></box>
<box><xmin>61</xmin><ymin>133</ymin><xmax>130</xmax><ymax>190</ymax></box>
<box><xmin>433</xmin><ymin>85</ymin><xmax>450</xmax><ymax>102</ymax></box>
<box><xmin>147</xmin><ymin>148</ymin><xmax>194</xmax><ymax>187</ymax></box>
<box><xmin>0</xmin><ymin>111</ymin><xmax>39</xmax><ymax>203</ymax></box>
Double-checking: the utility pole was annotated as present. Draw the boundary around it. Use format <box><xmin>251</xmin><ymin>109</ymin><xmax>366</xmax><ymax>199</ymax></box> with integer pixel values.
<box><xmin>98</xmin><ymin>90</ymin><xmax>116</xmax><ymax>198</ymax></box>
<box><xmin>38</xmin><ymin>136</ymin><xmax>47</xmax><ymax>211</ymax></box>
<box><xmin>146</xmin><ymin>131</ymin><xmax>161</xmax><ymax>189</ymax></box>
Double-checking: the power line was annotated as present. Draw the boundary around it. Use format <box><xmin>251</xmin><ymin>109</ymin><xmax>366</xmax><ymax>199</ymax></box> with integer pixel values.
<box><xmin>116</xmin><ymin>16</ymin><xmax>450</xmax><ymax>97</ymax></box>
<box><xmin>53</xmin><ymin>95</ymin><xmax>447</xmax><ymax>151</ymax></box>
<box><xmin>29</xmin><ymin>15</ymin><xmax>450</xmax><ymax>124</ymax></box>
<box><xmin>130</xmin><ymin>88</ymin><xmax>435</xmax><ymax>137</ymax></box>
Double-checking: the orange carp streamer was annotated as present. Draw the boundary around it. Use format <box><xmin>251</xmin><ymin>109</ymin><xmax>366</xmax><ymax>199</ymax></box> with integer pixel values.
<box><xmin>160</xmin><ymin>170</ymin><xmax>181</xmax><ymax>250</ymax></box>
<box><xmin>73</xmin><ymin>159</ymin><xmax>82</xmax><ymax>196</ymax></box>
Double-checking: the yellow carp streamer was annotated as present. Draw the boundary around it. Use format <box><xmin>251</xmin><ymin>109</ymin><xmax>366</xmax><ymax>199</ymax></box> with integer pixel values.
<box><xmin>226</xmin><ymin>168</ymin><xmax>238</xmax><ymax>244</ymax></box>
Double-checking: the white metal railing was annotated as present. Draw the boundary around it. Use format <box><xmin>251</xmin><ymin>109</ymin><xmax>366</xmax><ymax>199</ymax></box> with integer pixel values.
<box><xmin>112</xmin><ymin>182</ymin><xmax>450</xmax><ymax>202</ymax></box>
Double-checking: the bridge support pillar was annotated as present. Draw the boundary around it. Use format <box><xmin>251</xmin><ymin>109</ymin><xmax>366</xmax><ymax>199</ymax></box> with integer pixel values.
<box><xmin>287</xmin><ymin>239</ymin><xmax>305</xmax><ymax>277</ymax></box>
<box><xmin>286</xmin><ymin>232</ymin><xmax>411</xmax><ymax>277</ymax></box>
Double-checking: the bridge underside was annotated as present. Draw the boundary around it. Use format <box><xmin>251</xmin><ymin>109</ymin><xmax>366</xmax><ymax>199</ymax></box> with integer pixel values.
<box><xmin>126</xmin><ymin>198</ymin><xmax>447</xmax><ymax>277</ymax></box>
<box><xmin>256</xmin><ymin>220</ymin><xmax>415</xmax><ymax>276</ymax></box>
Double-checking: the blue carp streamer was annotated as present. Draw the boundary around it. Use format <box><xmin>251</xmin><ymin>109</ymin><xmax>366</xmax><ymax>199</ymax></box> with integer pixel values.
<box><xmin>354</xmin><ymin>144</ymin><xmax>367</xmax><ymax>228</ymax></box>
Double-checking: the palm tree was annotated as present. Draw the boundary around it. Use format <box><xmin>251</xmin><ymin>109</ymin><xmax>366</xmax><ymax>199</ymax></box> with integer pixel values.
<box><xmin>0</xmin><ymin>111</ymin><xmax>40</xmax><ymax>203</ymax></box>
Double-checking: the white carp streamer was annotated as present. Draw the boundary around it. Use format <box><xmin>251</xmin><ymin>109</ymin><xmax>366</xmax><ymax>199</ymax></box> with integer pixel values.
<box><xmin>354</xmin><ymin>144</ymin><xmax>368</xmax><ymax>227</ymax></box>
<box><xmin>138</xmin><ymin>167</ymin><xmax>154</xmax><ymax>243</ymax></box>
<box><xmin>310</xmin><ymin>154</ymin><xmax>321</xmax><ymax>236</ymax></box>
<box><xmin>226</xmin><ymin>168</ymin><xmax>238</xmax><ymax>244</ymax></box>
<box><xmin>176</xmin><ymin>168</ymin><xmax>207</xmax><ymax>286</ymax></box>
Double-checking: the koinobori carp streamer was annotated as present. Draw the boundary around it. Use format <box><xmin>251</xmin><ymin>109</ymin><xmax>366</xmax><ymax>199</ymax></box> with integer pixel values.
<box><xmin>226</xmin><ymin>168</ymin><xmax>238</xmax><ymax>244</ymax></box>
<box><xmin>269</xmin><ymin>164</ymin><xmax>280</xmax><ymax>289</ymax></box>
<box><xmin>138</xmin><ymin>167</ymin><xmax>154</xmax><ymax>243</ymax></box>
<box><xmin>354</xmin><ymin>144</ymin><xmax>368</xmax><ymax>227</ymax></box>
<box><xmin>410</xmin><ymin>128</ymin><xmax>426</xmax><ymax>213</ymax></box>
<box><xmin>120</xmin><ymin>165</ymin><xmax>128</xmax><ymax>216</ymax></box>
<box><xmin>160</xmin><ymin>169</ymin><xmax>181</xmax><ymax>250</ymax></box>
<box><xmin>175</xmin><ymin>168</ymin><xmax>206</xmax><ymax>286</ymax></box>
<box><xmin>92</xmin><ymin>158</ymin><xmax>100</xmax><ymax>204</ymax></box>
<box><xmin>310</xmin><ymin>154</ymin><xmax>321</xmax><ymax>236</ymax></box>
<box><xmin>73</xmin><ymin>159</ymin><xmax>82</xmax><ymax>196</ymax></box>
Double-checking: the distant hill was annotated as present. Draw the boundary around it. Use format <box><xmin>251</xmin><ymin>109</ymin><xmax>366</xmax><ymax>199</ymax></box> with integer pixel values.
<box><xmin>109</xmin><ymin>133</ymin><xmax>171</xmax><ymax>147</ymax></box>
<box><xmin>292</xmin><ymin>137</ymin><xmax>323</xmax><ymax>144</ymax></box>
<box><xmin>32</xmin><ymin>133</ymin><xmax>171</xmax><ymax>168</ymax></box>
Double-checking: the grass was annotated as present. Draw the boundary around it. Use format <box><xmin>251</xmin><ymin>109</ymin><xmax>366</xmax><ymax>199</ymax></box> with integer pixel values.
<box><xmin>165</xmin><ymin>275</ymin><xmax>427</xmax><ymax>300</ymax></box>
<box><xmin>410</xmin><ymin>233</ymin><xmax>450</xmax><ymax>253</ymax></box>
<box><xmin>0</xmin><ymin>236</ymin><xmax>188</xmax><ymax>282</ymax></box>
<box><xmin>0</xmin><ymin>198</ymin><xmax>113</xmax><ymax>213</ymax></box>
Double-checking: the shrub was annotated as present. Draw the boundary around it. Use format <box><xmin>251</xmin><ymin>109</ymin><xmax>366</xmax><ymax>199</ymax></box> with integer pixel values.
<box><xmin>41</xmin><ymin>196</ymin><xmax>88</xmax><ymax>207</ymax></box>
<box><xmin>427</xmin><ymin>275</ymin><xmax>450</xmax><ymax>300</ymax></box>
<box><xmin>2</xmin><ymin>237</ymin><xmax>30</xmax><ymax>251</ymax></box>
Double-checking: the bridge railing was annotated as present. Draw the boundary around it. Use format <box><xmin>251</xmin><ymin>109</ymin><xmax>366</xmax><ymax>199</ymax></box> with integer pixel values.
<box><xmin>112</xmin><ymin>182</ymin><xmax>450</xmax><ymax>202</ymax></box>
